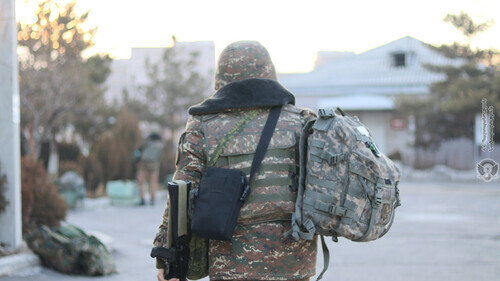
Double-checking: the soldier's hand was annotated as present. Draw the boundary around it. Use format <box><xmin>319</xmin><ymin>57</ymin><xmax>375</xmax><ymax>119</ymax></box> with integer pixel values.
<box><xmin>157</xmin><ymin>268</ymin><xmax>180</xmax><ymax>281</ymax></box>
<box><xmin>157</xmin><ymin>269</ymin><xmax>166</xmax><ymax>281</ymax></box>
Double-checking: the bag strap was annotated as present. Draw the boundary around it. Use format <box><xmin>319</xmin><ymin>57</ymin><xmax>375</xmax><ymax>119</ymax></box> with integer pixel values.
<box><xmin>249</xmin><ymin>106</ymin><xmax>282</xmax><ymax>184</ymax></box>
<box><xmin>241</xmin><ymin>106</ymin><xmax>282</xmax><ymax>200</ymax></box>
<box><xmin>207</xmin><ymin>109</ymin><xmax>263</xmax><ymax>167</ymax></box>
<box><xmin>316</xmin><ymin>235</ymin><xmax>330</xmax><ymax>281</ymax></box>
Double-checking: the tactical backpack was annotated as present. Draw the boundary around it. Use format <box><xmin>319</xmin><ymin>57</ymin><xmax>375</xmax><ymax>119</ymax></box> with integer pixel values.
<box><xmin>290</xmin><ymin>107</ymin><xmax>401</xmax><ymax>279</ymax></box>
<box><xmin>26</xmin><ymin>224</ymin><xmax>116</xmax><ymax>276</ymax></box>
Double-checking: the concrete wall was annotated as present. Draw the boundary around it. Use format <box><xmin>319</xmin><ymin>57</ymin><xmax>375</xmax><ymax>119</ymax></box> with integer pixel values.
<box><xmin>412</xmin><ymin>139</ymin><xmax>500</xmax><ymax>170</ymax></box>
<box><xmin>0</xmin><ymin>0</ymin><xmax>22</xmax><ymax>250</ymax></box>
<box><xmin>291</xmin><ymin>102</ymin><xmax>493</xmax><ymax>171</ymax></box>
<box><xmin>337</xmin><ymin>110</ymin><xmax>409</xmax><ymax>159</ymax></box>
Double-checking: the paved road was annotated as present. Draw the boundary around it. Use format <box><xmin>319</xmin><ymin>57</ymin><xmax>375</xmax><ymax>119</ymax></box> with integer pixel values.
<box><xmin>3</xmin><ymin>181</ymin><xmax>500</xmax><ymax>280</ymax></box>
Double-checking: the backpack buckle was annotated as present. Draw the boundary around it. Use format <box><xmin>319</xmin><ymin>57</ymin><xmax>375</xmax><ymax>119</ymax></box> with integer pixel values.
<box><xmin>318</xmin><ymin>108</ymin><xmax>335</xmax><ymax>118</ymax></box>
<box><xmin>326</xmin><ymin>153</ymin><xmax>348</xmax><ymax>165</ymax></box>
<box><xmin>328</xmin><ymin>155</ymin><xmax>337</xmax><ymax>165</ymax></box>
<box><xmin>373</xmin><ymin>185</ymin><xmax>383</xmax><ymax>207</ymax></box>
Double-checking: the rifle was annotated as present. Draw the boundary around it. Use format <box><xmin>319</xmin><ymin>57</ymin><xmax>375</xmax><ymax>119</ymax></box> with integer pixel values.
<box><xmin>151</xmin><ymin>180</ymin><xmax>190</xmax><ymax>281</ymax></box>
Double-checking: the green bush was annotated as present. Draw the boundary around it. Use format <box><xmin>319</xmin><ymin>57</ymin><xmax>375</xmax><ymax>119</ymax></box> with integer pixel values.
<box><xmin>91</xmin><ymin>106</ymin><xmax>142</xmax><ymax>185</ymax></box>
<box><xmin>58</xmin><ymin>160</ymin><xmax>83</xmax><ymax>176</ymax></box>
<box><xmin>81</xmin><ymin>154</ymin><xmax>103</xmax><ymax>194</ymax></box>
<box><xmin>93</xmin><ymin>133</ymin><xmax>122</xmax><ymax>183</ymax></box>
<box><xmin>58</xmin><ymin>142</ymin><xmax>81</xmax><ymax>162</ymax></box>
<box><xmin>112</xmin><ymin>107</ymin><xmax>141</xmax><ymax>156</ymax></box>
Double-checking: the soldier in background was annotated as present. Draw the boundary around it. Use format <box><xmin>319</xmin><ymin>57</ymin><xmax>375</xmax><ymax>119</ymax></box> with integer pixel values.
<box><xmin>154</xmin><ymin>41</ymin><xmax>317</xmax><ymax>281</ymax></box>
<box><xmin>135</xmin><ymin>132</ymin><xmax>164</xmax><ymax>206</ymax></box>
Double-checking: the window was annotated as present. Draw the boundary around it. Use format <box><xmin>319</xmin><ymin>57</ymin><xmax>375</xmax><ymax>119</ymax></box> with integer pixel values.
<box><xmin>392</xmin><ymin>52</ymin><xmax>406</xmax><ymax>67</ymax></box>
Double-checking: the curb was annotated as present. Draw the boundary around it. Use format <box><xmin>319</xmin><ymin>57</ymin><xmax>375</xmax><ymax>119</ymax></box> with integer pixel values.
<box><xmin>0</xmin><ymin>251</ymin><xmax>41</xmax><ymax>278</ymax></box>
<box><xmin>80</xmin><ymin>190</ymin><xmax>168</xmax><ymax>209</ymax></box>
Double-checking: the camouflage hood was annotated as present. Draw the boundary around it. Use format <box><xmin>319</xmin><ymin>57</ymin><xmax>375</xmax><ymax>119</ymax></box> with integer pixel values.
<box><xmin>188</xmin><ymin>78</ymin><xmax>295</xmax><ymax>115</ymax></box>
<box><xmin>214</xmin><ymin>41</ymin><xmax>277</xmax><ymax>91</ymax></box>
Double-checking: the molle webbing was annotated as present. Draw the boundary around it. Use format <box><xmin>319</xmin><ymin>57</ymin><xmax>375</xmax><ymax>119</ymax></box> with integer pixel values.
<box><xmin>253</xmin><ymin>176</ymin><xmax>293</xmax><ymax>188</ymax></box>
<box><xmin>238</xmin><ymin>163</ymin><xmax>297</xmax><ymax>175</ymax></box>
<box><xmin>310</xmin><ymin>149</ymin><xmax>349</xmax><ymax>164</ymax></box>
<box><xmin>207</xmin><ymin>109</ymin><xmax>263</xmax><ymax>167</ymax></box>
<box><xmin>215</xmin><ymin>149</ymin><xmax>296</xmax><ymax>167</ymax></box>
<box><xmin>204</xmin><ymin>107</ymin><xmax>300</xmax><ymax>223</ymax></box>
<box><xmin>215</xmin><ymin>149</ymin><xmax>297</xmax><ymax>197</ymax></box>
<box><xmin>309</xmin><ymin>140</ymin><xmax>349</xmax><ymax>164</ymax></box>
<box><xmin>306</xmin><ymin>176</ymin><xmax>337</xmax><ymax>189</ymax></box>
<box><xmin>302</xmin><ymin>189</ymin><xmax>354</xmax><ymax>218</ymax></box>
<box><xmin>245</xmin><ymin>188</ymin><xmax>297</xmax><ymax>204</ymax></box>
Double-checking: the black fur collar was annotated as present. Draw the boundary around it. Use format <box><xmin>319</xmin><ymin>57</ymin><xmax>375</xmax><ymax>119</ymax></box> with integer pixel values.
<box><xmin>188</xmin><ymin>78</ymin><xmax>295</xmax><ymax>115</ymax></box>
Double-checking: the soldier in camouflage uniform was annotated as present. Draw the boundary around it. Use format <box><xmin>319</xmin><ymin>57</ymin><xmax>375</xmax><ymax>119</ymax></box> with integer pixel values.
<box><xmin>136</xmin><ymin>132</ymin><xmax>164</xmax><ymax>206</ymax></box>
<box><xmin>154</xmin><ymin>41</ymin><xmax>317</xmax><ymax>281</ymax></box>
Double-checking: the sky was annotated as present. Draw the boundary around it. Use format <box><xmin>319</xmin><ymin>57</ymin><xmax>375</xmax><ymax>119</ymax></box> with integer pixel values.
<box><xmin>15</xmin><ymin>0</ymin><xmax>500</xmax><ymax>73</ymax></box>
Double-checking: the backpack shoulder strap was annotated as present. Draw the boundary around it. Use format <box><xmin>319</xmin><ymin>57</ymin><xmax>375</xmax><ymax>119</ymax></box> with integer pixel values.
<box><xmin>289</xmin><ymin>118</ymin><xmax>316</xmax><ymax>241</ymax></box>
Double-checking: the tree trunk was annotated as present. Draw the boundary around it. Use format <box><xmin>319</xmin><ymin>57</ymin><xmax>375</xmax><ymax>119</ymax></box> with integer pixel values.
<box><xmin>47</xmin><ymin>136</ymin><xmax>59</xmax><ymax>181</ymax></box>
<box><xmin>27</xmin><ymin>123</ymin><xmax>37</xmax><ymax>163</ymax></box>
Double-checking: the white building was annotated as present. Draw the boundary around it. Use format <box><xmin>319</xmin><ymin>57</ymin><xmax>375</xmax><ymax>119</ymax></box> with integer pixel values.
<box><xmin>280</xmin><ymin>36</ymin><xmax>467</xmax><ymax>168</ymax></box>
<box><xmin>105</xmin><ymin>41</ymin><xmax>216</xmax><ymax>104</ymax></box>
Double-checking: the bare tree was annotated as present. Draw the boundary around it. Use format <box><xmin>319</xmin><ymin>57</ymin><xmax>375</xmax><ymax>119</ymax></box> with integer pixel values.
<box><xmin>18</xmin><ymin>0</ymin><xmax>111</xmax><ymax>170</ymax></box>
<box><xmin>138</xmin><ymin>39</ymin><xmax>212</xmax><ymax>174</ymax></box>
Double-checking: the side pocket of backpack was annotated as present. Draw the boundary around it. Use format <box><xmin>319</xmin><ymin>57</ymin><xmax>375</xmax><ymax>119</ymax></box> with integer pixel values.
<box><xmin>349</xmin><ymin>151</ymin><xmax>399</xmax><ymax>242</ymax></box>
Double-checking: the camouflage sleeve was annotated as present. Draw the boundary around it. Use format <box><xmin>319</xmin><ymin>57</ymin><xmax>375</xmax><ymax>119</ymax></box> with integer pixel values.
<box><xmin>172</xmin><ymin>115</ymin><xmax>206</xmax><ymax>186</ymax></box>
<box><xmin>153</xmin><ymin>115</ymin><xmax>206</xmax><ymax>268</ymax></box>
<box><xmin>298</xmin><ymin>107</ymin><xmax>317</xmax><ymax>125</ymax></box>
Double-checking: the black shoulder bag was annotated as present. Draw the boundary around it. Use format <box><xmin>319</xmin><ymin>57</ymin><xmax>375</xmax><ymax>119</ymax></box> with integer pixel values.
<box><xmin>191</xmin><ymin>106</ymin><xmax>282</xmax><ymax>241</ymax></box>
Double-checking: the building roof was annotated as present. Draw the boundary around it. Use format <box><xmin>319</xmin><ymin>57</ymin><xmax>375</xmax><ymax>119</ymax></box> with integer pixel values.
<box><xmin>279</xmin><ymin>36</ymin><xmax>464</xmax><ymax>97</ymax></box>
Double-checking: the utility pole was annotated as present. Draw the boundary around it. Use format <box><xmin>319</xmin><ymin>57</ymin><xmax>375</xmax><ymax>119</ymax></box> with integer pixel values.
<box><xmin>0</xmin><ymin>0</ymin><xmax>22</xmax><ymax>250</ymax></box>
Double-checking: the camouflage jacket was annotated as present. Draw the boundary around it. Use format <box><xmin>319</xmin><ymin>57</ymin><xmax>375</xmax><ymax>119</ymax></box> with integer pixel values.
<box><xmin>140</xmin><ymin>140</ymin><xmax>164</xmax><ymax>163</ymax></box>
<box><xmin>155</xmin><ymin>78</ymin><xmax>317</xmax><ymax>280</ymax></box>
